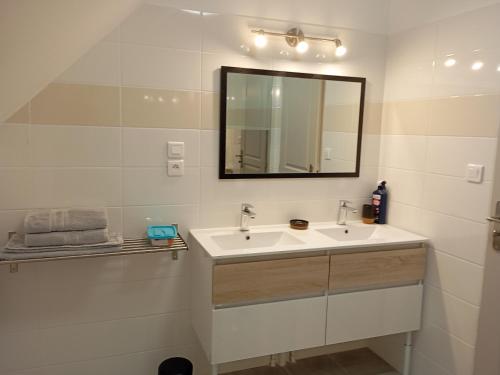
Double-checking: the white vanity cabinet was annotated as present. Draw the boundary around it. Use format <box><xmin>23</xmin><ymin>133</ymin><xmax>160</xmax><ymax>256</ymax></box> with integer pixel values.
<box><xmin>190</xmin><ymin>236</ymin><xmax>427</xmax><ymax>366</ymax></box>
<box><xmin>212</xmin><ymin>296</ymin><xmax>327</xmax><ymax>363</ymax></box>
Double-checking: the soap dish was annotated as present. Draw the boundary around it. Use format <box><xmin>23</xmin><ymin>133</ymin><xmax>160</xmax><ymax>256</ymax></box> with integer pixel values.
<box><xmin>290</xmin><ymin>219</ymin><xmax>309</xmax><ymax>230</ymax></box>
<box><xmin>147</xmin><ymin>225</ymin><xmax>178</xmax><ymax>247</ymax></box>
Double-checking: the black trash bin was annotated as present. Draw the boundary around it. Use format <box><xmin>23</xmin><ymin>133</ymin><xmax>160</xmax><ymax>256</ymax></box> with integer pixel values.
<box><xmin>158</xmin><ymin>357</ymin><xmax>193</xmax><ymax>375</ymax></box>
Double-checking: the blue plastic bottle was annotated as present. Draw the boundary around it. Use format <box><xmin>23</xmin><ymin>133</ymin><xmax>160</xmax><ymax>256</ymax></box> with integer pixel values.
<box><xmin>372</xmin><ymin>181</ymin><xmax>388</xmax><ymax>224</ymax></box>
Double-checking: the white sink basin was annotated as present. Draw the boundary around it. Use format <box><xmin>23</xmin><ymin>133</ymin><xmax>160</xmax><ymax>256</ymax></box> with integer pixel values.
<box><xmin>317</xmin><ymin>226</ymin><xmax>377</xmax><ymax>241</ymax></box>
<box><xmin>212</xmin><ymin>231</ymin><xmax>304</xmax><ymax>251</ymax></box>
<box><xmin>190</xmin><ymin>222</ymin><xmax>427</xmax><ymax>259</ymax></box>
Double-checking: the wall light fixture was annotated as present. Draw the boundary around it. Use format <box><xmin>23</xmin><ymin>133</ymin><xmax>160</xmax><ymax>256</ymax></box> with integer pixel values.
<box><xmin>251</xmin><ymin>27</ymin><xmax>347</xmax><ymax>57</ymax></box>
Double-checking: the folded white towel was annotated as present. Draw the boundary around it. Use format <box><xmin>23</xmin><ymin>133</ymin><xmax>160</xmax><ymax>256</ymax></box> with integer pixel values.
<box><xmin>24</xmin><ymin>229</ymin><xmax>110</xmax><ymax>247</ymax></box>
<box><xmin>24</xmin><ymin>208</ymin><xmax>108</xmax><ymax>234</ymax></box>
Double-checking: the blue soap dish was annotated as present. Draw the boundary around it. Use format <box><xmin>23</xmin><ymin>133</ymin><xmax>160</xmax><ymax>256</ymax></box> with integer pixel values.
<box><xmin>147</xmin><ymin>225</ymin><xmax>177</xmax><ymax>246</ymax></box>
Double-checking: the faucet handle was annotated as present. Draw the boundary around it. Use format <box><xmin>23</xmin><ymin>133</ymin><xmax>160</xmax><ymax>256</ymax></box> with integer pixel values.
<box><xmin>242</xmin><ymin>203</ymin><xmax>254</xmax><ymax>211</ymax></box>
<box><xmin>339</xmin><ymin>200</ymin><xmax>352</xmax><ymax>206</ymax></box>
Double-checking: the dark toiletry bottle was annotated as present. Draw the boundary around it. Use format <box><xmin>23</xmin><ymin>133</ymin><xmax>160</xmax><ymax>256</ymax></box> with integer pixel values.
<box><xmin>372</xmin><ymin>181</ymin><xmax>388</xmax><ymax>224</ymax></box>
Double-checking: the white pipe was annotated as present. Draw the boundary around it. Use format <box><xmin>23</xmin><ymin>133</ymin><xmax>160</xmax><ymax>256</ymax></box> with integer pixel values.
<box><xmin>403</xmin><ymin>332</ymin><xmax>413</xmax><ymax>375</ymax></box>
<box><xmin>278</xmin><ymin>353</ymin><xmax>288</xmax><ymax>367</ymax></box>
<box><xmin>211</xmin><ymin>364</ymin><xmax>218</xmax><ymax>375</ymax></box>
<box><xmin>270</xmin><ymin>354</ymin><xmax>277</xmax><ymax>367</ymax></box>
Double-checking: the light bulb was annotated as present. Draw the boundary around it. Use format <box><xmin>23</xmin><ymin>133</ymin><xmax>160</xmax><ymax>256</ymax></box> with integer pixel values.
<box><xmin>497</xmin><ymin>65</ymin><xmax>500</xmax><ymax>72</ymax></box>
<box><xmin>335</xmin><ymin>45</ymin><xmax>347</xmax><ymax>57</ymax></box>
<box><xmin>471</xmin><ymin>61</ymin><xmax>484</xmax><ymax>71</ymax></box>
<box><xmin>254</xmin><ymin>31</ymin><xmax>268</xmax><ymax>48</ymax></box>
<box><xmin>296</xmin><ymin>40</ymin><xmax>309</xmax><ymax>54</ymax></box>
<box><xmin>444</xmin><ymin>58</ymin><xmax>456</xmax><ymax>67</ymax></box>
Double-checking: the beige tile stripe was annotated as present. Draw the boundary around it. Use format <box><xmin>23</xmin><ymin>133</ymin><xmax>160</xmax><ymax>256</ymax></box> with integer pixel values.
<box><xmin>382</xmin><ymin>95</ymin><xmax>500</xmax><ymax>137</ymax></box>
<box><xmin>5</xmin><ymin>83</ymin><xmax>383</xmax><ymax>134</ymax></box>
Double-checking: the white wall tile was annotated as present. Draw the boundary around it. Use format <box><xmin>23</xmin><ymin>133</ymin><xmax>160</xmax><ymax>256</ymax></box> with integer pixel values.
<box><xmin>379</xmin><ymin>135</ymin><xmax>427</xmax><ymax>171</ymax></box>
<box><xmin>411</xmin><ymin>351</ymin><xmax>454</xmax><ymax>375</ymax></box>
<box><xmin>56</xmin><ymin>42</ymin><xmax>121</xmax><ymax>86</ymax></box>
<box><xmin>121</xmin><ymin>44</ymin><xmax>201</xmax><ymax>90</ymax></box>
<box><xmin>422</xmin><ymin>174</ymin><xmax>492</xmax><ymax>223</ymax></box>
<box><xmin>201</xmin><ymin>52</ymin><xmax>272</xmax><ymax>92</ymax></box>
<box><xmin>420</xmin><ymin>210</ymin><xmax>488</xmax><ymax>265</ymax></box>
<box><xmin>121</xmin><ymin>248</ymin><xmax>190</xmax><ymax>281</ymax></box>
<box><xmin>122</xmin><ymin>128</ymin><xmax>200</xmax><ymax>167</ymax></box>
<box><xmin>0</xmin><ymin>168</ymin><xmax>36</xmax><ymax>209</ymax></box>
<box><xmin>123</xmin><ymin>167</ymin><xmax>200</xmax><ymax>206</ymax></box>
<box><xmin>37</xmin><ymin>256</ymin><xmax>125</xmax><ymax>288</ymax></box>
<box><xmin>0</xmin><ymin>124</ymin><xmax>31</xmax><ymax>166</ymax></box>
<box><xmin>360</xmin><ymin>134</ymin><xmax>381</xmax><ymax>167</ymax></box>
<box><xmin>379</xmin><ymin>167</ymin><xmax>425</xmax><ymax>206</ymax></box>
<box><xmin>386</xmin><ymin>201</ymin><xmax>423</xmax><ymax>232</ymax></box>
<box><xmin>0</xmin><ymin>275</ymin><xmax>41</xmax><ymax>334</ymax></box>
<box><xmin>39</xmin><ymin>277</ymin><xmax>189</xmax><ymax>327</ymax></box>
<box><xmin>414</xmin><ymin>324</ymin><xmax>475</xmax><ymax>375</ymax></box>
<box><xmin>0</xmin><ymin>330</ymin><xmax>44</xmax><ymax>372</ymax></box>
<box><xmin>425</xmin><ymin>136</ymin><xmax>496</xmax><ymax>180</ymax></box>
<box><xmin>422</xmin><ymin>285</ymin><xmax>480</xmax><ymax>345</ymax></box>
<box><xmin>122</xmin><ymin>204</ymin><xmax>199</xmax><ymax>238</ymax></box>
<box><xmin>32</xmin><ymin>168</ymin><xmax>122</xmax><ymax>208</ymax></box>
<box><xmin>426</xmin><ymin>249</ymin><xmax>484</xmax><ymax>306</ymax></box>
<box><xmin>31</xmin><ymin>126</ymin><xmax>122</xmax><ymax>167</ymax></box>
<box><xmin>120</xmin><ymin>4</ymin><xmax>202</xmax><ymax>51</ymax></box>
<box><xmin>37</xmin><ymin>345</ymin><xmax>195</xmax><ymax>375</ymax></box>
<box><xmin>40</xmin><ymin>314</ymin><xmax>181</xmax><ymax>365</ymax></box>
<box><xmin>200</xmin><ymin>130</ymin><xmax>219</xmax><ymax>167</ymax></box>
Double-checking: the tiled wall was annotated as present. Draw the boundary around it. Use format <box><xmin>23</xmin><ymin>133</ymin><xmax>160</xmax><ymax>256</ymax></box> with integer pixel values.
<box><xmin>370</xmin><ymin>4</ymin><xmax>500</xmax><ymax>375</ymax></box>
<box><xmin>0</xmin><ymin>2</ymin><xmax>387</xmax><ymax>374</ymax></box>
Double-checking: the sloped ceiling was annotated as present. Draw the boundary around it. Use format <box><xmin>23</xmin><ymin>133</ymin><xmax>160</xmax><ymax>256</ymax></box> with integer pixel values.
<box><xmin>0</xmin><ymin>0</ymin><xmax>144</xmax><ymax>122</ymax></box>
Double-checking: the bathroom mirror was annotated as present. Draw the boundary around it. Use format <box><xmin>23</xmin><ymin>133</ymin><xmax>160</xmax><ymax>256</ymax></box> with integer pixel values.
<box><xmin>219</xmin><ymin>66</ymin><xmax>366</xmax><ymax>179</ymax></box>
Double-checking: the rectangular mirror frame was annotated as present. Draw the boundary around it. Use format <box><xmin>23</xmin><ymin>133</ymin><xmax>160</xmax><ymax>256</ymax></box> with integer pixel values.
<box><xmin>219</xmin><ymin>66</ymin><xmax>366</xmax><ymax>179</ymax></box>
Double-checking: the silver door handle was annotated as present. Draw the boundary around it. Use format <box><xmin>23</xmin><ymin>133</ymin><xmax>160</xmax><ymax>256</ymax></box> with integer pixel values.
<box><xmin>487</xmin><ymin>217</ymin><xmax>500</xmax><ymax>223</ymax></box>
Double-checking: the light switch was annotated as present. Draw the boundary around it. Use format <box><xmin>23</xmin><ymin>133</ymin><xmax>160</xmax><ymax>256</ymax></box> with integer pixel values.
<box><xmin>324</xmin><ymin>148</ymin><xmax>332</xmax><ymax>160</ymax></box>
<box><xmin>168</xmin><ymin>160</ymin><xmax>184</xmax><ymax>176</ymax></box>
<box><xmin>168</xmin><ymin>142</ymin><xmax>184</xmax><ymax>158</ymax></box>
<box><xmin>466</xmin><ymin>163</ymin><xmax>484</xmax><ymax>183</ymax></box>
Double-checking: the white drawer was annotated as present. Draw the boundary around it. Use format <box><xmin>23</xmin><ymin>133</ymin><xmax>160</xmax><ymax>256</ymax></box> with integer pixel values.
<box><xmin>211</xmin><ymin>296</ymin><xmax>327</xmax><ymax>364</ymax></box>
<box><xmin>326</xmin><ymin>284</ymin><xmax>423</xmax><ymax>345</ymax></box>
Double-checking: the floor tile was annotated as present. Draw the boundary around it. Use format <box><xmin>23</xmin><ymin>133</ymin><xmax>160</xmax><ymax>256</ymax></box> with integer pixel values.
<box><xmin>332</xmin><ymin>348</ymin><xmax>395</xmax><ymax>375</ymax></box>
<box><xmin>225</xmin><ymin>366</ymin><xmax>288</xmax><ymax>375</ymax></box>
<box><xmin>223</xmin><ymin>349</ymin><xmax>398</xmax><ymax>375</ymax></box>
<box><xmin>285</xmin><ymin>355</ymin><xmax>348</xmax><ymax>375</ymax></box>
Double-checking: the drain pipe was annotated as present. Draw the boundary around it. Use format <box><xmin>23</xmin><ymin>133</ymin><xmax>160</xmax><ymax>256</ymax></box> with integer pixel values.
<box><xmin>403</xmin><ymin>332</ymin><xmax>413</xmax><ymax>375</ymax></box>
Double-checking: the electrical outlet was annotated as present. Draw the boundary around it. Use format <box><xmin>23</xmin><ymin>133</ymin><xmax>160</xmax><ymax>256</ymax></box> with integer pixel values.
<box><xmin>167</xmin><ymin>160</ymin><xmax>184</xmax><ymax>176</ymax></box>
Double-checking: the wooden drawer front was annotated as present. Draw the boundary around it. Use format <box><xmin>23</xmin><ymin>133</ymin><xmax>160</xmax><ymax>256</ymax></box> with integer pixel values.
<box><xmin>213</xmin><ymin>256</ymin><xmax>329</xmax><ymax>305</ymax></box>
<box><xmin>329</xmin><ymin>248</ymin><xmax>426</xmax><ymax>291</ymax></box>
<box><xmin>212</xmin><ymin>296</ymin><xmax>327</xmax><ymax>364</ymax></box>
<box><xmin>326</xmin><ymin>285</ymin><xmax>423</xmax><ymax>345</ymax></box>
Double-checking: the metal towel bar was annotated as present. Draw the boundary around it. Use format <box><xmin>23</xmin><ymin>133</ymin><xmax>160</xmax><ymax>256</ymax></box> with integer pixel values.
<box><xmin>1</xmin><ymin>234</ymin><xmax>188</xmax><ymax>273</ymax></box>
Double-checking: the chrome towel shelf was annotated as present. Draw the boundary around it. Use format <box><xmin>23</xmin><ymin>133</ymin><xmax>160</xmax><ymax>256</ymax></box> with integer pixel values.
<box><xmin>1</xmin><ymin>235</ymin><xmax>188</xmax><ymax>273</ymax></box>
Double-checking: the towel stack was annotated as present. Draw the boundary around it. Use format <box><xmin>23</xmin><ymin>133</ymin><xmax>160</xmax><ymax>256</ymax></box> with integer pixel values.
<box><xmin>2</xmin><ymin>208</ymin><xmax>123</xmax><ymax>260</ymax></box>
<box><xmin>24</xmin><ymin>208</ymin><xmax>110</xmax><ymax>246</ymax></box>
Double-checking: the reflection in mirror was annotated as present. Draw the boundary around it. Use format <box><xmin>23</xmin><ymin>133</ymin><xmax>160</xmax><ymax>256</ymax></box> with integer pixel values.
<box><xmin>220</xmin><ymin>67</ymin><xmax>365</xmax><ymax>178</ymax></box>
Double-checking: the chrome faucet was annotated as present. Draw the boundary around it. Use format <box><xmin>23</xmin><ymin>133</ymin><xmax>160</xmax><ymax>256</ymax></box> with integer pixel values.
<box><xmin>337</xmin><ymin>200</ymin><xmax>358</xmax><ymax>225</ymax></box>
<box><xmin>240</xmin><ymin>203</ymin><xmax>256</xmax><ymax>231</ymax></box>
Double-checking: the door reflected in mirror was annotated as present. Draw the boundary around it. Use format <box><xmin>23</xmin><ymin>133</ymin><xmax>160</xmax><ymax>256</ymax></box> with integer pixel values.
<box><xmin>220</xmin><ymin>67</ymin><xmax>366</xmax><ymax>179</ymax></box>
